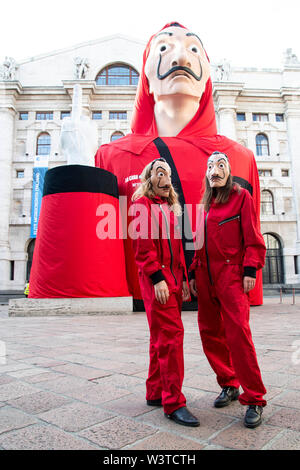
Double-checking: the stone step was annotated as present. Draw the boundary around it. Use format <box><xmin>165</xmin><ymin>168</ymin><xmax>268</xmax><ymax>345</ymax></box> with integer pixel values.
<box><xmin>8</xmin><ymin>297</ymin><xmax>133</xmax><ymax>317</ymax></box>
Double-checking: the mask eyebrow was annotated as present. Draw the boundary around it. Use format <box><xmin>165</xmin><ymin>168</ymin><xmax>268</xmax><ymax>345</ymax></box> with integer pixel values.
<box><xmin>155</xmin><ymin>166</ymin><xmax>169</xmax><ymax>174</ymax></box>
<box><xmin>154</xmin><ymin>31</ymin><xmax>173</xmax><ymax>39</ymax></box>
<box><xmin>186</xmin><ymin>32</ymin><xmax>204</xmax><ymax>48</ymax></box>
<box><xmin>207</xmin><ymin>157</ymin><xmax>227</xmax><ymax>166</ymax></box>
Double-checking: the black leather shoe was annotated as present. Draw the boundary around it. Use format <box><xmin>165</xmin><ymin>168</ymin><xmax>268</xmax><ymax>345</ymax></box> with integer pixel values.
<box><xmin>214</xmin><ymin>386</ymin><xmax>240</xmax><ymax>408</ymax></box>
<box><xmin>244</xmin><ymin>405</ymin><xmax>263</xmax><ymax>428</ymax></box>
<box><xmin>147</xmin><ymin>399</ymin><xmax>162</xmax><ymax>407</ymax></box>
<box><xmin>165</xmin><ymin>407</ymin><xmax>200</xmax><ymax>427</ymax></box>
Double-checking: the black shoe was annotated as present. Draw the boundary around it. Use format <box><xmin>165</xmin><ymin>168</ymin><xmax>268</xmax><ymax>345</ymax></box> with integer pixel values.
<box><xmin>147</xmin><ymin>399</ymin><xmax>162</xmax><ymax>407</ymax></box>
<box><xmin>214</xmin><ymin>386</ymin><xmax>240</xmax><ymax>408</ymax></box>
<box><xmin>244</xmin><ymin>405</ymin><xmax>263</xmax><ymax>428</ymax></box>
<box><xmin>165</xmin><ymin>407</ymin><xmax>200</xmax><ymax>427</ymax></box>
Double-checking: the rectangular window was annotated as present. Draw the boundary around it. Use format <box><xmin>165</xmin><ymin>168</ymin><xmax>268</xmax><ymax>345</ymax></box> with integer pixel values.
<box><xmin>253</xmin><ymin>113</ymin><xmax>269</xmax><ymax>122</ymax></box>
<box><xmin>36</xmin><ymin>112</ymin><xmax>53</xmax><ymax>120</ymax></box>
<box><xmin>10</xmin><ymin>261</ymin><xmax>15</xmax><ymax>281</ymax></box>
<box><xmin>109</xmin><ymin>111</ymin><xmax>127</xmax><ymax>120</ymax></box>
<box><xmin>61</xmin><ymin>111</ymin><xmax>70</xmax><ymax>120</ymax></box>
<box><xmin>276</xmin><ymin>114</ymin><xmax>284</xmax><ymax>122</ymax></box>
<box><xmin>258</xmin><ymin>169</ymin><xmax>272</xmax><ymax>177</ymax></box>
<box><xmin>92</xmin><ymin>111</ymin><xmax>102</xmax><ymax>120</ymax></box>
<box><xmin>236</xmin><ymin>112</ymin><xmax>246</xmax><ymax>121</ymax></box>
<box><xmin>295</xmin><ymin>256</ymin><xmax>299</xmax><ymax>275</ymax></box>
<box><xmin>281</xmin><ymin>169</ymin><xmax>289</xmax><ymax>177</ymax></box>
<box><xmin>16</xmin><ymin>170</ymin><xmax>25</xmax><ymax>178</ymax></box>
<box><xmin>19</xmin><ymin>112</ymin><xmax>28</xmax><ymax>120</ymax></box>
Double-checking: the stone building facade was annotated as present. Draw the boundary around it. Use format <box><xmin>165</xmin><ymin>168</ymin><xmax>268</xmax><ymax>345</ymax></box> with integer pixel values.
<box><xmin>0</xmin><ymin>35</ymin><xmax>299</xmax><ymax>292</ymax></box>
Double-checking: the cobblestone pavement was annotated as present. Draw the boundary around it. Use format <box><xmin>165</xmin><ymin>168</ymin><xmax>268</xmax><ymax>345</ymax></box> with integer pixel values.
<box><xmin>0</xmin><ymin>296</ymin><xmax>299</xmax><ymax>451</ymax></box>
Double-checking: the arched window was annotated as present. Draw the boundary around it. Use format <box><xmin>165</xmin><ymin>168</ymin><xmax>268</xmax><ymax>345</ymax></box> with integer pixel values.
<box><xmin>36</xmin><ymin>132</ymin><xmax>51</xmax><ymax>155</ymax></box>
<box><xmin>261</xmin><ymin>190</ymin><xmax>274</xmax><ymax>215</ymax></box>
<box><xmin>26</xmin><ymin>239</ymin><xmax>36</xmax><ymax>281</ymax></box>
<box><xmin>262</xmin><ymin>233</ymin><xmax>284</xmax><ymax>284</ymax></box>
<box><xmin>110</xmin><ymin>131</ymin><xmax>125</xmax><ymax>142</ymax></box>
<box><xmin>256</xmin><ymin>133</ymin><xmax>269</xmax><ymax>156</ymax></box>
<box><xmin>96</xmin><ymin>64</ymin><xmax>139</xmax><ymax>86</ymax></box>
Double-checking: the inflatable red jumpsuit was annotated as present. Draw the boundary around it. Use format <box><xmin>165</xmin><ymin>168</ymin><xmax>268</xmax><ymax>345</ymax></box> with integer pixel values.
<box><xmin>95</xmin><ymin>22</ymin><xmax>264</xmax><ymax>307</ymax></box>
<box><xmin>189</xmin><ymin>186</ymin><xmax>267</xmax><ymax>406</ymax></box>
<box><xmin>132</xmin><ymin>195</ymin><xmax>187</xmax><ymax>415</ymax></box>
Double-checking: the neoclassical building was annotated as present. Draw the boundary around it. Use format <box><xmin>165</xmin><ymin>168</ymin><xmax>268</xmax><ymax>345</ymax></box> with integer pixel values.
<box><xmin>0</xmin><ymin>35</ymin><xmax>300</xmax><ymax>292</ymax></box>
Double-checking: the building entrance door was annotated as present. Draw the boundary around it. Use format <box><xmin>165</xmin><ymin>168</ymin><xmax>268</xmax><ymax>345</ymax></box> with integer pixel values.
<box><xmin>262</xmin><ymin>233</ymin><xmax>284</xmax><ymax>284</ymax></box>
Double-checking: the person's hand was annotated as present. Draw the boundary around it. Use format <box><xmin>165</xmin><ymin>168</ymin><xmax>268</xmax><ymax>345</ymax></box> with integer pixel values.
<box><xmin>182</xmin><ymin>281</ymin><xmax>190</xmax><ymax>301</ymax></box>
<box><xmin>59</xmin><ymin>84</ymin><xmax>98</xmax><ymax>166</ymax></box>
<box><xmin>243</xmin><ymin>276</ymin><xmax>256</xmax><ymax>293</ymax></box>
<box><xmin>189</xmin><ymin>278</ymin><xmax>197</xmax><ymax>297</ymax></box>
<box><xmin>154</xmin><ymin>280</ymin><xmax>169</xmax><ymax>304</ymax></box>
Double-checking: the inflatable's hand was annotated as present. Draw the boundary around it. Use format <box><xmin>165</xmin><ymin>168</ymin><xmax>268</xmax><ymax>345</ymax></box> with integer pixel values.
<box><xmin>59</xmin><ymin>84</ymin><xmax>98</xmax><ymax>166</ymax></box>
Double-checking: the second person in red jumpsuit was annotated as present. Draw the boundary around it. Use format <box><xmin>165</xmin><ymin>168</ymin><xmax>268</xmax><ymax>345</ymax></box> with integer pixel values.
<box><xmin>189</xmin><ymin>151</ymin><xmax>267</xmax><ymax>428</ymax></box>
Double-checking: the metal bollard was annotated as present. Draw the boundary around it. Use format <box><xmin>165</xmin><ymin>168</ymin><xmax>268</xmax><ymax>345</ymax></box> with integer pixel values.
<box><xmin>292</xmin><ymin>288</ymin><xmax>295</xmax><ymax>305</ymax></box>
<box><xmin>280</xmin><ymin>288</ymin><xmax>282</xmax><ymax>304</ymax></box>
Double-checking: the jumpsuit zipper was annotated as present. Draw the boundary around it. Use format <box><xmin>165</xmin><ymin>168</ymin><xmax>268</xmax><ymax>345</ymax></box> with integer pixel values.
<box><xmin>205</xmin><ymin>209</ymin><xmax>213</xmax><ymax>285</ymax></box>
<box><xmin>218</xmin><ymin>215</ymin><xmax>240</xmax><ymax>225</ymax></box>
<box><xmin>159</xmin><ymin>204</ymin><xmax>177</xmax><ymax>286</ymax></box>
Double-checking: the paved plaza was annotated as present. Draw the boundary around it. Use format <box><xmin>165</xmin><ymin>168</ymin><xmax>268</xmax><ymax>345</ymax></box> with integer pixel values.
<box><xmin>0</xmin><ymin>295</ymin><xmax>299</xmax><ymax>451</ymax></box>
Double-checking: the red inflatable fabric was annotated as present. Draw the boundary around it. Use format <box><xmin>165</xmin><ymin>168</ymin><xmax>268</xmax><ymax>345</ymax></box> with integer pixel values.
<box><xmin>95</xmin><ymin>22</ymin><xmax>263</xmax><ymax>306</ymax></box>
<box><xmin>29</xmin><ymin>165</ymin><xmax>129</xmax><ymax>298</ymax></box>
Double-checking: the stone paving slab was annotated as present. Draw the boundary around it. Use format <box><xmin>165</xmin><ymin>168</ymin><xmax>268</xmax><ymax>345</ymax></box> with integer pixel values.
<box><xmin>129</xmin><ymin>431</ymin><xmax>205</xmax><ymax>450</ymax></box>
<box><xmin>0</xmin><ymin>299</ymin><xmax>300</xmax><ymax>451</ymax></box>
<box><xmin>78</xmin><ymin>416</ymin><xmax>156</xmax><ymax>449</ymax></box>
<box><xmin>38</xmin><ymin>402</ymin><xmax>115</xmax><ymax>432</ymax></box>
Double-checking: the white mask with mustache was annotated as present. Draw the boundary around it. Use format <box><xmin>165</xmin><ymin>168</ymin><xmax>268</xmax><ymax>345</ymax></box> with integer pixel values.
<box><xmin>206</xmin><ymin>153</ymin><xmax>230</xmax><ymax>188</ymax></box>
<box><xmin>145</xmin><ymin>26</ymin><xmax>210</xmax><ymax>101</ymax></box>
<box><xmin>150</xmin><ymin>161</ymin><xmax>172</xmax><ymax>198</ymax></box>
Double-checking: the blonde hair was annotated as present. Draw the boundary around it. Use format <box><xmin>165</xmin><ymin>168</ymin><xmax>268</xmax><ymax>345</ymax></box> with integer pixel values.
<box><xmin>132</xmin><ymin>158</ymin><xmax>182</xmax><ymax>216</ymax></box>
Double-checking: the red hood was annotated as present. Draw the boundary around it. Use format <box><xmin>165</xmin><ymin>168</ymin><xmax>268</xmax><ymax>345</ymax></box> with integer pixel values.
<box><xmin>130</xmin><ymin>22</ymin><xmax>217</xmax><ymax>138</ymax></box>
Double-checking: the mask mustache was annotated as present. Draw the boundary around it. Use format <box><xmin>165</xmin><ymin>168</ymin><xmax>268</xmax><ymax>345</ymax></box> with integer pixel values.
<box><xmin>157</xmin><ymin>54</ymin><xmax>203</xmax><ymax>81</ymax></box>
<box><xmin>210</xmin><ymin>176</ymin><xmax>223</xmax><ymax>180</ymax></box>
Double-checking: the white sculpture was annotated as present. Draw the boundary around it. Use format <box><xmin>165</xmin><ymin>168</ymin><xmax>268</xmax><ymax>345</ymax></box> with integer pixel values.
<box><xmin>59</xmin><ymin>84</ymin><xmax>98</xmax><ymax>166</ymax></box>
<box><xmin>0</xmin><ymin>57</ymin><xmax>18</xmax><ymax>80</ymax></box>
<box><xmin>215</xmin><ymin>59</ymin><xmax>231</xmax><ymax>81</ymax></box>
<box><xmin>74</xmin><ymin>57</ymin><xmax>89</xmax><ymax>79</ymax></box>
<box><xmin>284</xmin><ymin>48</ymin><xmax>300</xmax><ymax>65</ymax></box>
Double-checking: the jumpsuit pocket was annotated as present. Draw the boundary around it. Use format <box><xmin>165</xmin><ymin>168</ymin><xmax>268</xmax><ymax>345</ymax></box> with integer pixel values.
<box><xmin>218</xmin><ymin>215</ymin><xmax>242</xmax><ymax>253</ymax></box>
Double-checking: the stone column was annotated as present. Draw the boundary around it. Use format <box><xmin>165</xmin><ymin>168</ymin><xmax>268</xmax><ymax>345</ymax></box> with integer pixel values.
<box><xmin>0</xmin><ymin>83</ymin><xmax>20</xmax><ymax>289</ymax></box>
<box><xmin>282</xmin><ymin>89</ymin><xmax>300</xmax><ymax>273</ymax></box>
<box><xmin>213</xmin><ymin>83</ymin><xmax>244</xmax><ymax>141</ymax></box>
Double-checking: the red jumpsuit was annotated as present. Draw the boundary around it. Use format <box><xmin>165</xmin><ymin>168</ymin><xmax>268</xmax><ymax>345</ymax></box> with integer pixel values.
<box><xmin>132</xmin><ymin>195</ymin><xmax>187</xmax><ymax>415</ymax></box>
<box><xmin>189</xmin><ymin>186</ymin><xmax>267</xmax><ymax>406</ymax></box>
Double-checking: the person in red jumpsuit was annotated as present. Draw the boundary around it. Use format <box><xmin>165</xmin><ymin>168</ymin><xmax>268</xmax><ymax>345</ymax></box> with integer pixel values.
<box><xmin>95</xmin><ymin>21</ymin><xmax>264</xmax><ymax>309</ymax></box>
<box><xmin>131</xmin><ymin>157</ymin><xmax>200</xmax><ymax>427</ymax></box>
<box><xmin>189</xmin><ymin>151</ymin><xmax>267</xmax><ymax>428</ymax></box>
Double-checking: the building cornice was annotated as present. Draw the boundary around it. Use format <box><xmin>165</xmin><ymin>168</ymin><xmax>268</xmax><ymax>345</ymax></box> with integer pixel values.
<box><xmin>0</xmin><ymin>81</ymin><xmax>23</xmax><ymax>95</ymax></box>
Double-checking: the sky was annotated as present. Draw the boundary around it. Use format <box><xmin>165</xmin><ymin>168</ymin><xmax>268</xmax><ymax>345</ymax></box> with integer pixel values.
<box><xmin>1</xmin><ymin>0</ymin><xmax>300</xmax><ymax>69</ymax></box>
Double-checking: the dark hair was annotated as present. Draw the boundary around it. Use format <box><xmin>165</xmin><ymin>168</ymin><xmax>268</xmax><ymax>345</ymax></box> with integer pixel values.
<box><xmin>169</xmin><ymin>22</ymin><xmax>184</xmax><ymax>27</ymax></box>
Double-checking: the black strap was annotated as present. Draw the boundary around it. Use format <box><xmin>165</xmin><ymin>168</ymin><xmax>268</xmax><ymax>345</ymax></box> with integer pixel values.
<box><xmin>233</xmin><ymin>176</ymin><xmax>253</xmax><ymax>196</ymax></box>
<box><xmin>153</xmin><ymin>137</ymin><xmax>195</xmax><ymax>270</ymax></box>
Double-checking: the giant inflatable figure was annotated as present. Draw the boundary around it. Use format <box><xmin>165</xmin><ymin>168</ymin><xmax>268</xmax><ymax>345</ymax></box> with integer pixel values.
<box><xmin>30</xmin><ymin>22</ymin><xmax>263</xmax><ymax>307</ymax></box>
<box><xmin>95</xmin><ymin>22</ymin><xmax>263</xmax><ymax>307</ymax></box>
